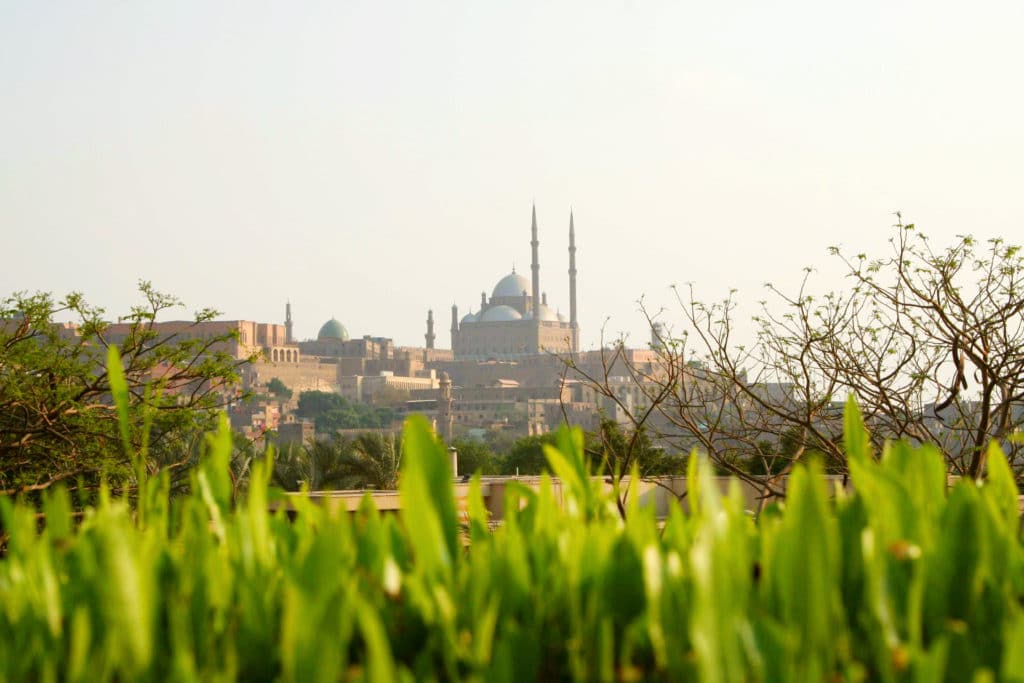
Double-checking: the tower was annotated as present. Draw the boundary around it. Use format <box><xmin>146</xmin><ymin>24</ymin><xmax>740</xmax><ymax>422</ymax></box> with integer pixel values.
<box><xmin>285</xmin><ymin>300</ymin><xmax>294</xmax><ymax>344</ymax></box>
<box><xmin>438</xmin><ymin>371</ymin><xmax>454</xmax><ymax>441</ymax></box>
<box><xmin>450</xmin><ymin>304</ymin><xmax>459</xmax><ymax>351</ymax></box>
<box><xmin>425</xmin><ymin>309</ymin><xmax>435</xmax><ymax>349</ymax></box>
<box><xmin>651</xmin><ymin>322</ymin><xmax>666</xmax><ymax>351</ymax></box>
<box><xmin>530</xmin><ymin>204</ymin><xmax>540</xmax><ymax>315</ymax></box>
<box><xmin>568</xmin><ymin>211</ymin><xmax>578</xmax><ymax>352</ymax></box>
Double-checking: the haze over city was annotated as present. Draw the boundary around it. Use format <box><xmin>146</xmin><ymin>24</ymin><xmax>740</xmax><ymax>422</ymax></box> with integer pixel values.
<box><xmin>3</xmin><ymin>1</ymin><xmax>1023</xmax><ymax>348</ymax></box>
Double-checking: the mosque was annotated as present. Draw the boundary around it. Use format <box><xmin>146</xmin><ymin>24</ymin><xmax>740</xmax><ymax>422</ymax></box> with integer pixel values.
<box><xmin>228</xmin><ymin>204</ymin><xmax>581</xmax><ymax>406</ymax></box>
<box><xmin>445</xmin><ymin>206</ymin><xmax>579</xmax><ymax>360</ymax></box>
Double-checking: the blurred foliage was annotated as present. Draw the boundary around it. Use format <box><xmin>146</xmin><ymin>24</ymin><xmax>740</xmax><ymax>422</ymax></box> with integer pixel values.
<box><xmin>477</xmin><ymin>419</ymin><xmax>686</xmax><ymax>478</ymax></box>
<box><xmin>1</xmin><ymin>356</ymin><xmax>1022</xmax><ymax>681</ymax></box>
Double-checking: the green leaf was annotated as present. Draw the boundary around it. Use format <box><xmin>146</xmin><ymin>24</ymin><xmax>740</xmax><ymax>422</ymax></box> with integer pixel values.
<box><xmin>1002</xmin><ymin>612</ymin><xmax>1024</xmax><ymax>681</ymax></box>
<box><xmin>106</xmin><ymin>345</ymin><xmax>134</xmax><ymax>468</ymax></box>
<box><xmin>356</xmin><ymin>596</ymin><xmax>398</xmax><ymax>683</ymax></box>
<box><xmin>399</xmin><ymin>415</ymin><xmax>457</xmax><ymax>577</ymax></box>
<box><xmin>844</xmin><ymin>394</ymin><xmax>872</xmax><ymax>465</ymax></box>
<box><xmin>982</xmin><ymin>441</ymin><xmax>1020</xmax><ymax>533</ymax></box>
<box><xmin>765</xmin><ymin>459</ymin><xmax>840</xmax><ymax>677</ymax></box>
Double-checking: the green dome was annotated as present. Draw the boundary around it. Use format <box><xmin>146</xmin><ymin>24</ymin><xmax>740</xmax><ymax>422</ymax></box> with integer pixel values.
<box><xmin>317</xmin><ymin>318</ymin><xmax>349</xmax><ymax>341</ymax></box>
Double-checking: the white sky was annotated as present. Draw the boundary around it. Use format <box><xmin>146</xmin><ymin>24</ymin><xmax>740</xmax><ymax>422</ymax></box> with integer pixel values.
<box><xmin>2</xmin><ymin>1</ymin><xmax>1022</xmax><ymax>350</ymax></box>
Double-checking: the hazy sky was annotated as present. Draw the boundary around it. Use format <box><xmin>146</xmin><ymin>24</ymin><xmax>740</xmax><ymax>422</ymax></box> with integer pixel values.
<box><xmin>3</xmin><ymin>2</ymin><xmax>1022</xmax><ymax>349</ymax></box>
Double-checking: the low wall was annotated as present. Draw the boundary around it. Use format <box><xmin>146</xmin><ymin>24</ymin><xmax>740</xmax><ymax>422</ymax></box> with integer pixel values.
<box><xmin>284</xmin><ymin>474</ymin><xmax>855</xmax><ymax>521</ymax></box>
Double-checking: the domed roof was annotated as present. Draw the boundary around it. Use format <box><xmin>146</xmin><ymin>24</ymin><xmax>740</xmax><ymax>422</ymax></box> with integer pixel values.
<box><xmin>525</xmin><ymin>304</ymin><xmax>559</xmax><ymax>322</ymax></box>
<box><xmin>492</xmin><ymin>272</ymin><xmax>531</xmax><ymax>300</ymax></box>
<box><xmin>461</xmin><ymin>311</ymin><xmax>479</xmax><ymax>324</ymax></box>
<box><xmin>557</xmin><ymin>311</ymin><xmax>568</xmax><ymax>323</ymax></box>
<box><xmin>317</xmin><ymin>318</ymin><xmax>349</xmax><ymax>341</ymax></box>
<box><xmin>480</xmin><ymin>305</ymin><xmax>523</xmax><ymax>322</ymax></box>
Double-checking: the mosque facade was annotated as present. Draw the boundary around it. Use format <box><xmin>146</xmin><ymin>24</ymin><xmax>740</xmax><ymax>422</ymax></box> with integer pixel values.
<box><xmin>448</xmin><ymin>206</ymin><xmax>579</xmax><ymax>360</ymax></box>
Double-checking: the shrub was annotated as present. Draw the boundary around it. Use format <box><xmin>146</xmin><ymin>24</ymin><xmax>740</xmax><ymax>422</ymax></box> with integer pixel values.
<box><xmin>0</xmin><ymin>392</ymin><xmax>1022</xmax><ymax>681</ymax></box>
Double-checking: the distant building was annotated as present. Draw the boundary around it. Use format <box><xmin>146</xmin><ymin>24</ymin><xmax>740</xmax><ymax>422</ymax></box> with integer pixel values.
<box><xmin>276</xmin><ymin>419</ymin><xmax>315</xmax><ymax>447</ymax></box>
<box><xmin>37</xmin><ymin>206</ymin><xmax>625</xmax><ymax>442</ymax></box>
<box><xmin>447</xmin><ymin>206</ymin><xmax>579</xmax><ymax>360</ymax></box>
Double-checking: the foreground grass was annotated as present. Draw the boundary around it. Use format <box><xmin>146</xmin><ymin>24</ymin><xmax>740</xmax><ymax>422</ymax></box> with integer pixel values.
<box><xmin>1</xmin><ymin>399</ymin><xmax>1022</xmax><ymax>682</ymax></box>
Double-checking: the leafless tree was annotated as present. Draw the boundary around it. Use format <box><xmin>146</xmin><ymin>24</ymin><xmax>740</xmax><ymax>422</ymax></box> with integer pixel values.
<box><xmin>566</xmin><ymin>219</ymin><xmax>1024</xmax><ymax>494</ymax></box>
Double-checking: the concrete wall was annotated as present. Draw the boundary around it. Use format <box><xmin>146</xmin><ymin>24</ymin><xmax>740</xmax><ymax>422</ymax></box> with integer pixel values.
<box><xmin>287</xmin><ymin>474</ymin><xmax>855</xmax><ymax>520</ymax></box>
<box><xmin>251</xmin><ymin>357</ymin><xmax>340</xmax><ymax>394</ymax></box>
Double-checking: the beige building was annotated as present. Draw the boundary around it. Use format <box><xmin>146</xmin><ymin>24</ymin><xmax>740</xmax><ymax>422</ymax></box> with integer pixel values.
<box><xmin>339</xmin><ymin>370</ymin><xmax>440</xmax><ymax>403</ymax></box>
<box><xmin>251</xmin><ymin>308</ymin><xmax>438</xmax><ymax>398</ymax></box>
<box><xmin>400</xmin><ymin>346</ymin><xmax>668</xmax><ymax>438</ymax></box>
<box><xmin>101</xmin><ymin>318</ymin><xmax>275</xmax><ymax>361</ymax></box>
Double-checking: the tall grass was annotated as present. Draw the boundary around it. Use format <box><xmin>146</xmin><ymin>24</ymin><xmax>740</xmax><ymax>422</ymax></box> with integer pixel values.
<box><xmin>0</xmin><ymin>350</ymin><xmax>1021</xmax><ymax>681</ymax></box>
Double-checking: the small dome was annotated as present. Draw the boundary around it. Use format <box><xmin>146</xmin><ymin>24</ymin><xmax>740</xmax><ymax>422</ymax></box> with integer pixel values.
<box><xmin>317</xmin><ymin>318</ymin><xmax>349</xmax><ymax>341</ymax></box>
<box><xmin>557</xmin><ymin>311</ymin><xmax>568</xmax><ymax>323</ymax></box>
<box><xmin>480</xmin><ymin>305</ymin><xmax>523</xmax><ymax>322</ymax></box>
<box><xmin>491</xmin><ymin>272</ymin><xmax>531</xmax><ymax>300</ymax></box>
<box><xmin>525</xmin><ymin>304</ymin><xmax>559</xmax><ymax>322</ymax></box>
<box><xmin>461</xmin><ymin>311</ymin><xmax>478</xmax><ymax>324</ymax></box>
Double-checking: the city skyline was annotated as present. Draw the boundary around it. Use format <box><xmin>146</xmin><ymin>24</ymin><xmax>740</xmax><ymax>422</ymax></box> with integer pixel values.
<box><xmin>3</xmin><ymin>2</ymin><xmax>1023</xmax><ymax>349</ymax></box>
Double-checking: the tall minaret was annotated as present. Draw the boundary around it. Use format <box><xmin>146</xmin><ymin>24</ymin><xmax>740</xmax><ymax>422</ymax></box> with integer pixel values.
<box><xmin>450</xmin><ymin>304</ymin><xmax>459</xmax><ymax>352</ymax></box>
<box><xmin>569</xmin><ymin>211</ymin><xmax>578</xmax><ymax>351</ymax></box>
<box><xmin>285</xmin><ymin>300</ymin><xmax>294</xmax><ymax>344</ymax></box>
<box><xmin>530</xmin><ymin>204</ymin><xmax>540</xmax><ymax>314</ymax></box>
<box><xmin>425</xmin><ymin>309</ymin><xmax>435</xmax><ymax>349</ymax></box>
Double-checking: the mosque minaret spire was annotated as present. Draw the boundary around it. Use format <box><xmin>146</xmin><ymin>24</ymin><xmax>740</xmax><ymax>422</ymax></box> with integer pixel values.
<box><xmin>285</xmin><ymin>300</ymin><xmax>293</xmax><ymax>344</ymax></box>
<box><xmin>450</xmin><ymin>303</ymin><xmax>459</xmax><ymax>352</ymax></box>
<box><xmin>425</xmin><ymin>309</ymin><xmax>435</xmax><ymax>349</ymax></box>
<box><xmin>530</xmin><ymin>203</ymin><xmax>540</xmax><ymax>315</ymax></box>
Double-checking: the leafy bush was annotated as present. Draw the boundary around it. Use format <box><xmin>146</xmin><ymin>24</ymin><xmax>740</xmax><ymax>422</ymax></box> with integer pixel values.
<box><xmin>1</xmin><ymin>388</ymin><xmax>1022</xmax><ymax>681</ymax></box>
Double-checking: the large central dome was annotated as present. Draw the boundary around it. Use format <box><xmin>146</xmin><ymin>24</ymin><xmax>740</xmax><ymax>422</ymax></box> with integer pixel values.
<box><xmin>491</xmin><ymin>272</ymin><xmax>531</xmax><ymax>300</ymax></box>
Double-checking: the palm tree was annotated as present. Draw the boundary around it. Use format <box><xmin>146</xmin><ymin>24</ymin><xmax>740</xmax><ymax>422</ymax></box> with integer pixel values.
<box><xmin>336</xmin><ymin>432</ymin><xmax>402</xmax><ymax>490</ymax></box>
<box><xmin>271</xmin><ymin>432</ymin><xmax>402</xmax><ymax>491</ymax></box>
<box><xmin>272</xmin><ymin>437</ymin><xmax>352</xmax><ymax>491</ymax></box>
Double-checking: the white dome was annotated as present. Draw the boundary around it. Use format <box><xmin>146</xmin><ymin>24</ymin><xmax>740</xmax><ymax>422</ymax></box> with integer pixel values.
<box><xmin>461</xmin><ymin>312</ymin><xmax>478</xmax><ymax>324</ymax></box>
<box><xmin>525</xmin><ymin>304</ymin><xmax>559</xmax><ymax>322</ymax></box>
<box><xmin>491</xmin><ymin>272</ymin><xmax>531</xmax><ymax>300</ymax></box>
<box><xmin>557</xmin><ymin>311</ymin><xmax>568</xmax><ymax>323</ymax></box>
<box><xmin>480</xmin><ymin>305</ymin><xmax>523</xmax><ymax>322</ymax></box>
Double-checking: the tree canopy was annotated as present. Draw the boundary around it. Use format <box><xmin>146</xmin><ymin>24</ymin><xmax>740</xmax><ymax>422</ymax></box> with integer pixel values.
<box><xmin>0</xmin><ymin>282</ymin><xmax>255</xmax><ymax>495</ymax></box>
<box><xmin>267</xmin><ymin>377</ymin><xmax>292</xmax><ymax>400</ymax></box>
<box><xmin>296</xmin><ymin>390</ymin><xmax>396</xmax><ymax>433</ymax></box>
